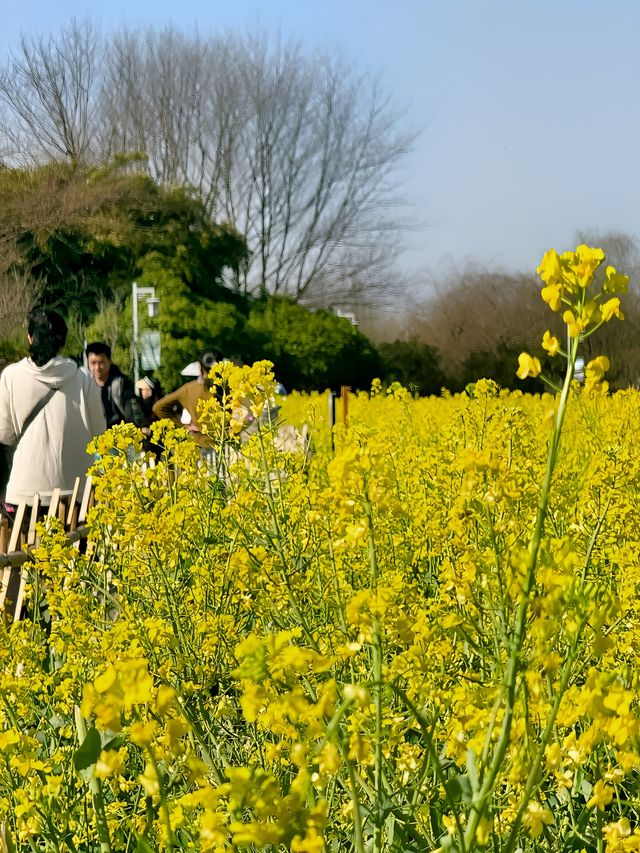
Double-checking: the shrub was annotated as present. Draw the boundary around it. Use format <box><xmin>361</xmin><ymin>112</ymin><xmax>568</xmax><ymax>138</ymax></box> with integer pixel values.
<box><xmin>378</xmin><ymin>337</ymin><xmax>446</xmax><ymax>395</ymax></box>
<box><xmin>247</xmin><ymin>297</ymin><xmax>382</xmax><ymax>391</ymax></box>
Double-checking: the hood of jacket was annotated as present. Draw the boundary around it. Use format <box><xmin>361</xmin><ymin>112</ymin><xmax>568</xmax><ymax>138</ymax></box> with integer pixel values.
<box><xmin>22</xmin><ymin>356</ymin><xmax>79</xmax><ymax>390</ymax></box>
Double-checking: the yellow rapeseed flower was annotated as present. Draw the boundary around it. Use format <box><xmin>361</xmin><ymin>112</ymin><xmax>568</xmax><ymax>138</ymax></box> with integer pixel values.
<box><xmin>138</xmin><ymin>762</ymin><xmax>160</xmax><ymax>798</ymax></box>
<box><xmin>585</xmin><ymin>356</ymin><xmax>610</xmax><ymax>383</ymax></box>
<box><xmin>541</xmin><ymin>283</ymin><xmax>562</xmax><ymax>311</ymax></box>
<box><xmin>522</xmin><ymin>801</ymin><xmax>554</xmax><ymax>837</ymax></box>
<box><xmin>516</xmin><ymin>352</ymin><xmax>542</xmax><ymax>379</ymax></box>
<box><xmin>542</xmin><ymin>330</ymin><xmax>560</xmax><ymax>356</ymax></box>
<box><xmin>572</xmin><ymin>244</ymin><xmax>605</xmax><ymax>287</ymax></box>
<box><xmin>587</xmin><ymin>779</ymin><xmax>615</xmax><ymax>811</ymax></box>
<box><xmin>537</xmin><ymin>248</ymin><xmax>562</xmax><ymax>284</ymax></box>
<box><xmin>604</xmin><ymin>265</ymin><xmax>630</xmax><ymax>293</ymax></box>
<box><xmin>601</xmin><ymin>297</ymin><xmax>624</xmax><ymax>322</ymax></box>
<box><xmin>563</xmin><ymin>309</ymin><xmax>585</xmax><ymax>338</ymax></box>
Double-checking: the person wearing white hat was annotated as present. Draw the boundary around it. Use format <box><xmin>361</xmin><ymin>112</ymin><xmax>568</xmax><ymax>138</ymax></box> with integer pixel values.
<box><xmin>135</xmin><ymin>375</ymin><xmax>163</xmax><ymax>433</ymax></box>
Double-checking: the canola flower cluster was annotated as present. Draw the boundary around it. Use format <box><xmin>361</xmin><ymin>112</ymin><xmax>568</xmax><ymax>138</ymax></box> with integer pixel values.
<box><xmin>0</xmin><ymin>247</ymin><xmax>639</xmax><ymax>852</ymax></box>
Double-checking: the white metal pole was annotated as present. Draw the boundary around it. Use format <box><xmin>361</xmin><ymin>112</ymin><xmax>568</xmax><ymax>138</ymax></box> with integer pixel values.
<box><xmin>132</xmin><ymin>281</ymin><xmax>139</xmax><ymax>385</ymax></box>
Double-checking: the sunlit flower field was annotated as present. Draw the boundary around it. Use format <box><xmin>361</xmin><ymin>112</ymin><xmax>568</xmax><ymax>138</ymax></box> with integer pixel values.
<box><xmin>1</xmin><ymin>247</ymin><xmax>639</xmax><ymax>852</ymax></box>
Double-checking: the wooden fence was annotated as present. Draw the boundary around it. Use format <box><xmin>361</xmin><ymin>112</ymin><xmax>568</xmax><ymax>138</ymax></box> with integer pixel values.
<box><xmin>0</xmin><ymin>476</ymin><xmax>94</xmax><ymax>622</ymax></box>
<box><xmin>0</xmin><ymin>412</ymin><xmax>318</xmax><ymax>623</ymax></box>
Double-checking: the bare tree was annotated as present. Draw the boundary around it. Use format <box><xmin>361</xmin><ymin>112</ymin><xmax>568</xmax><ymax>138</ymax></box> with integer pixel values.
<box><xmin>0</xmin><ymin>261</ymin><xmax>40</xmax><ymax>342</ymax></box>
<box><xmin>404</xmin><ymin>264</ymin><xmax>552</xmax><ymax>382</ymax></box>
<box><xmin>405</xmin><ymin>236</ymin><xmax>640</xmax><ymax>389</ymax></box>
<box><xmin>0</xmin><ymin>20</ymin><xmax>100</xmax><ymax>164</ymax></box>
<box><xmin>573</xmin><ymin>230</ymin><xmax>640</xmax><ymax>387</ymax></box>
<box><xmin>219</xmin><ymin>34</ymin><xmax>412</xmax><ymax>303</ymax></box>
<box><xmin>0</xmin><ymin>23</ymin><xmax>414</xmax><ymax>307</ymax></box>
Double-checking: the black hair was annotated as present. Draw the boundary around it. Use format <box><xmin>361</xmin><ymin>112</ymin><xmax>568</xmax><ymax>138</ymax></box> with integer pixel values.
<box><xmin>139</xmin><ymin>375</ymin><xmax>163</xmax><ymax>397</ymax></box>
<box><xmin>199</xmin><ymin>350</ymin><xmax>220</xmax><ymax>372</ymax></box>
<box><xmin>86</xmin><ymin>341</ymin><xmax>112</xmax><ymax>360</ymax></box>
<box><xmin>27</xmin><ymin>308</ymin><xmax>68</xmax><ymax>367</ymax></box>
<box><xmin>199</xmin><ymin>350</ymin><xmax>221</xmax><ymax>393</ymax></box>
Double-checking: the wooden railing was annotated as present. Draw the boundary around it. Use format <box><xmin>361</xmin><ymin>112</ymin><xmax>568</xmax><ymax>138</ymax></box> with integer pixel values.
<box><xmin>0</xmin><ymin>476</ymin><xmax>94</xmax><ymax>622</ymax></box>
<box><xmin>0</xmin><ymin>419</ymin><xmax>312</xmax><ymax>623</ymax></box>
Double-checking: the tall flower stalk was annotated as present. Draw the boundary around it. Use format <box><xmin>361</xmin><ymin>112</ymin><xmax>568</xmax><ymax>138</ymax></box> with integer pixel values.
<box><xmin>463</xmin><ymin>244</ymin><xmax>628</xmax><ymax>851</ymax></box>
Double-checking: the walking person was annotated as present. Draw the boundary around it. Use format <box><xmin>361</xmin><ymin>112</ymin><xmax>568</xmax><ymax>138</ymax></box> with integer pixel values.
<box><xmin>85</xmin><ymin>342</ymin><xmax>145</xmax><ymax>429</ymax></box>
<box><xmin>0</xmin><ymin>309</ymin><xmax>106</xmax><ymax>508</ymax></box>
<box><xmin>136</xmin><ymin>376</ymin><xmax>163</xmax><ymax>431</ymax></box>
<box><xmin>152</xmin><ymin>351</ymin><xmax>218</xmax><ymax>448</ymax></box>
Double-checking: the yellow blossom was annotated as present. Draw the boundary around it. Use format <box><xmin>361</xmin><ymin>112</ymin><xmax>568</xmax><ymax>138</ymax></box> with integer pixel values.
<box><xmin>604</xmin><ymin>265</ymin><xmax>630</xmax><ymax>293</ymax></box>
<box><xmin>601</xmin><ymin>297</ymin><xmax>624</xmax><ymax>322</ymax></box>
<box><xmin>572</xmin><ymin>244</ymin><xmax>605</xmax><ymax>287</ymax></box>
<box><xmin>541</xmin><ymin>283</ymin><xmax>562</xmax><ymax>311</ymax></box>
<box><xmin>522</xmin><ymin>801</ymin><xmax>554</xmax><ymax>837</ymax></box>
<box><xmin>563</xmin><ymin>309</ymin><xmax>585</xmax><ymax>338</ymax></box>
<box><xmin>587</xmin><ymin>779</ymin><xmax>615</xmax><ymax>811</ymax></box>
<box><xmin>585</xmin><ymin>356</ymin><xmax>610</xmax><ymax>383</ymax></box>
<box><xmin>516</xmin><ymin>352</ymin><xmax>541</xmax><ymax>379</ymax></box>
<box><xmin>537</xmin><ymin>248</ymin><xmax>562</xmax><ymax>284</ymax></box>
<box><xmin>542</xmin><ymin>330</ymin><xmax>560</xmax><ymax>355</ymax></box>
<box><xmin>138</xmin><ymin>762</ymin><xmax>161</xmax><ymax>798</ymax></box>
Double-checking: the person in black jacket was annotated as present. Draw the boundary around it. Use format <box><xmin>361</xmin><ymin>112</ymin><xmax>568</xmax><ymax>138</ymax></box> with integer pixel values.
<box><xmin>135</xmin><ymin>376</ymin><xmax>163</xmax><ymax>429</ymax></box>
<box><xmin>85</xmin><ymin>342</ymin><xmax>145</xmax><ymax>429</ymax></box>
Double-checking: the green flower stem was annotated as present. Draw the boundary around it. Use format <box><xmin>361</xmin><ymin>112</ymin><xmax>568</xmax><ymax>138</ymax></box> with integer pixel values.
<box><xmin>146</xmin><ymin>745</ymin><xmax>175</xmax><ymax>853</ymax></box>
<box><xmin>364</xmin><ymin>487</ymin><xmax>387</xmax><ymax>853</ymax></box>
<box><xmin>346</xmin><ymin>757</ymin><xmax>367</xmax><ymax>853</ymax></box>
<box><xmin>503</xmin><ymin>612</ymin><xmax>588</xmax><ymax>853</ymax></box>
<box><xmin>73</xmin><ymin>707</ymin><xmax>112</xmax><ymax>853</ymax></box>
<box><xmin>463</xmin><ymin>334</ymin><xmax>578</xmax><ymax>850</ymax></box>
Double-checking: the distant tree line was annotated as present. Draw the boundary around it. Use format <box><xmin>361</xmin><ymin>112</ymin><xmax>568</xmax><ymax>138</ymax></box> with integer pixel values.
<box><xmin>3</xmin><ymin>22</ymin><xmax>635</xmax><ymax>396</ymax></box>
<box><xmin>3</xmin><ymin>156</ymin><xmax>635</xmax><ymax>394</ymax></box>
<box><xmin>0</xmin><ymin>20</ymin><xmax>412</xmax><ymax>309</ymax></box>
<box><xmin>0</xmin><ymin>20</ymin><xmax>423</xmax><ymax>393</ymax></box>
<box><xmin>366</xmin><ymin>232</ymin><xmax>640</xmax><ymax>394</ymax></box>
<box><xmin>0</xmin><ymin>161</ymin><xmax>382</xmax><ymax>391</ymax></box>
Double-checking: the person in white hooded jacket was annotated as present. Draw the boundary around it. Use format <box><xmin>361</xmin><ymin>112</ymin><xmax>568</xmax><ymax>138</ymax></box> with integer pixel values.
<box><xmin>0</xmin><ymin>309</ymin><xmax>106</xmax><ymax>507</ymax></box>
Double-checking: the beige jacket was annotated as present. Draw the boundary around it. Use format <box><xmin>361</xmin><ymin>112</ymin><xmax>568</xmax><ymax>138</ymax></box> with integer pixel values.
<box><xmin>152</xmin><ymin>379</ymin><xmax>214</xmax><ymax>447</ymax></box>
<box><xmin>0</xmin><ymin>356</ymin><xmax>106</xmax><ymax>505</ymax></box>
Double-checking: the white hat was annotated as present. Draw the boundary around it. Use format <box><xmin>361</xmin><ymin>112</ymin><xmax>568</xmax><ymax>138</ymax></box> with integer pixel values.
<box><xmin>180</xmin><ymin>361</ymin><xmax>201</xmax><ymax>377</ymax></box>
<box><xmin>136</xmin><ymin>376</ymin><xmax>155</xmax><ymax>391</ymax></box>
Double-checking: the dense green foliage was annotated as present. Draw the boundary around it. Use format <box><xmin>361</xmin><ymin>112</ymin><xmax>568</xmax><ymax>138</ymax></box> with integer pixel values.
<box><xmin>247</xmin><ymin>298</ymin><xmax>383</xmax><ymax>392</ymax></box>
<box><xmin>0</xmin><ymin>159</ymin><xmax>247</xmax><ymax>321</ymax></box>
<box><xmin>0</xmin><ymin>161</ymin><xmax>393</xmax><ymax>392</ymax></box>
<box><xmin>377</xmin><ymin>338</ymin><xmax>446</xmax><ymax>396</ymax></box>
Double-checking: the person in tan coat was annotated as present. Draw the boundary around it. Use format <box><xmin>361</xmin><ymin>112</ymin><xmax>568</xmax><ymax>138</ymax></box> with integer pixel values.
<box><xmin>152</xmin><ymin>351</ymin><xmax>218</xmax><ymax>448</ymax></box>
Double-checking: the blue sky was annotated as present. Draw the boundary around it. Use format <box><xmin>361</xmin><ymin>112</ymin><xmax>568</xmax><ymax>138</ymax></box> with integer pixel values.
<box><xmin>2</xmin><ymin>0</ymin><xmax>639</xmax><ymax>283</ymax></box>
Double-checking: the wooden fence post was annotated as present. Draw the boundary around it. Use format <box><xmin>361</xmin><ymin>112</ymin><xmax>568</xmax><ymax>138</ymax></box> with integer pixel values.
<box><xmin>328</xmin><ymin>391</ymin><xmax>336</xmax><ymax>451</ymax></box>
<box><xmin>341</xmin><ymin>386</ymin><xmax>350</xmax><ymax>428</ymax></box>
<box><xmin>1</xmin><ymin>481</ymin><xmax>94</xmax><ymax>623</ymax></box>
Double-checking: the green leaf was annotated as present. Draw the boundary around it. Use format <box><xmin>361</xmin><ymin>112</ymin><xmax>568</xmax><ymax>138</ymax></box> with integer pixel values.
<box><xmin>101</xmin><ymin>733</ymin><xmax>126</xmax><ymax>751</ymax></box>
<box><xmin>580</xmin><ymin>778</ymin><xmax>593</xmax><ymax>801</ymax></box>
<box><xmin>73</xmin><ymin>727</ymin><xmax>102</xmax><ymax>772</ymax></box>
<box><xmin>135</xmin><ymin>838</ymin><xmax>157</xmax><ymax>853</ymax></box>
<box><xmin>444</xmin><ymin>774</ymin><xmax>474</xmax><ymax>804</ymax></box>
<box><xmin>0</xmin><ymin>820</ymin><xmax>17</xmax><ymax>853</ymax></box>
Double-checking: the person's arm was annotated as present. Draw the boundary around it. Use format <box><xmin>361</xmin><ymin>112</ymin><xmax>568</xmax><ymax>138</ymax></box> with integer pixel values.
<box><xmin>0</xmin><ymin>371</ymin><xmax>17</xmax><ymax>446</ymax></box>
<box><xmin>152</xmin><ymin>386</ymin><xmax>188</xmax><ymax>424</ymax></box>
<box><xmin>86</xmin><ymin>376</ymin><xmax>107</xmax><ymax>437</ymax></box>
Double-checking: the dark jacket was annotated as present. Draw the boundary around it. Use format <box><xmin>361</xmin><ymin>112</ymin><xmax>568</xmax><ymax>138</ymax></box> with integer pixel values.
<box><xmin>101</xmin><ymin>366</ymin><xmax>145</xmax><ymax>429</ymax></box>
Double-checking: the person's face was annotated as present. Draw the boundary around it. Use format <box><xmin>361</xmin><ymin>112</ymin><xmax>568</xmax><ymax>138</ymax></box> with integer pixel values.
<box><xmin>140</xmin><ymin>386</ymin><xmax>153</xmax><ymax>400</ymax></box>
<box><xmin>88</xmin><ymin>353</ymin><xmax>111</xmax><ymax>386</ymax></box>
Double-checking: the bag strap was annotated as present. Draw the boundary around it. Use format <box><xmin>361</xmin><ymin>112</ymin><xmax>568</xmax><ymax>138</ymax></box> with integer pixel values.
<box><xmin>16</xmin><ymin>387</ymin><xmax>57</xmax><ymax>447</ymax></box>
